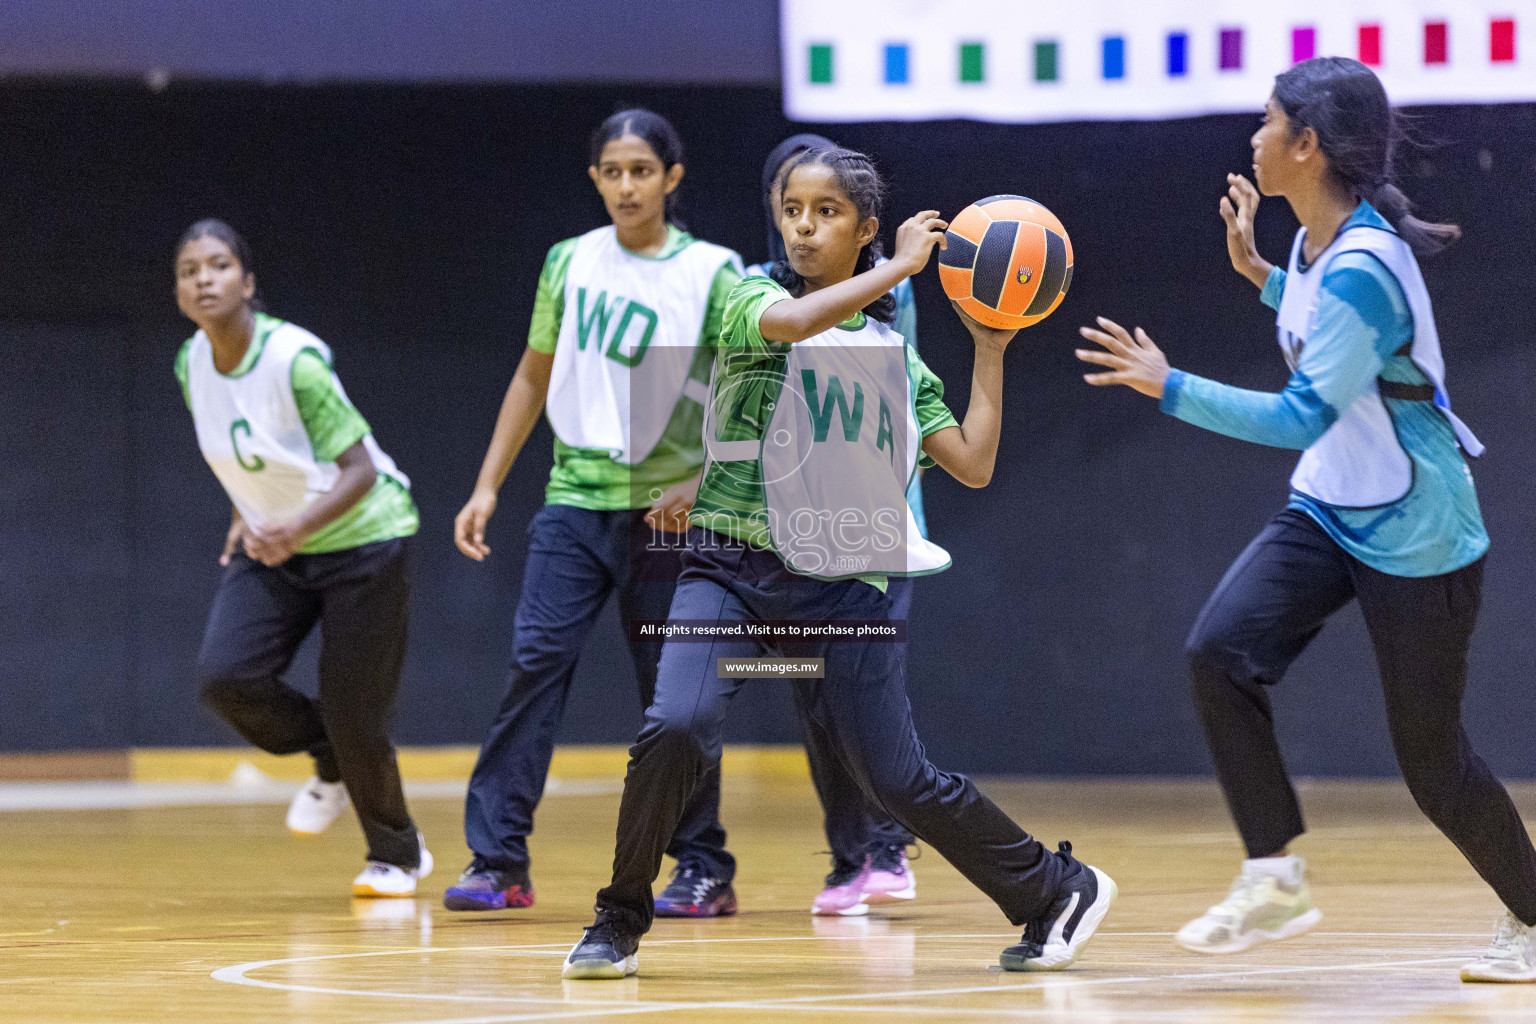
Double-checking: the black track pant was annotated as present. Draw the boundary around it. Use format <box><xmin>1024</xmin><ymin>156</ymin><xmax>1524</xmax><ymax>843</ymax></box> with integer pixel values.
<box><xmin>197</xmin><ymin>536</ymin><xmax>418</xmax><ymax>869</ymax></box>
<box><xmin>1187</xmin><ymin>509</ymin><xmax>1536</xmax><ymax>924</ymax></box>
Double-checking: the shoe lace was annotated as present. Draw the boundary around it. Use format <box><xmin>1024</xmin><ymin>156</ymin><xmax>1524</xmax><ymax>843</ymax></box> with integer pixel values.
<box><xmin>1487</xmin><ymin>912</ymin><xmax>1530</xmax><ymax>959</ymax></box>
<box><xmin>668</xmin><ymin>862</ymin><xmax>714</xmax><ymax>902</ymax></box>
<box><xmin>1205</xmin><ymin>868</ymin><xmax>1275</xmax><ymax>919</ymax></box>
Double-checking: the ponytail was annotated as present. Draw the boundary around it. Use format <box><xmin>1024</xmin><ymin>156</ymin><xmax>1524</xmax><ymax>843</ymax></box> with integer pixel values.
<box><xmin>1274</xmin><ymin>56</ymin><xmax>1459</xmax><ymax>257</ymax></box>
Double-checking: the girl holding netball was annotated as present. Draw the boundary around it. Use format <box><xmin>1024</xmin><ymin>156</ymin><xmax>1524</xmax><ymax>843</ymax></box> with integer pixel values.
<box><xmin>564</xmin><ymin>146</ymin><xmax>1115</xmax><ymax>980</ymax></box>
<box><xmin>747</xmin><ymin>133</ymin><xmax>923</xmax><ymax>917</ymax></box>
<box><xmin>174</xmin><ymin>219</ymin><xmax>430</xmax><ymax>896</ymax></box>
<box><xmin>446</xmin><ymin>109</ymin><xmax>741</xmax><ymax>916</ymax></box>
<box><xmin>1077</xmin><ymin>57</ymin><xmax>1536</xmax><ymax>982</ymax></box>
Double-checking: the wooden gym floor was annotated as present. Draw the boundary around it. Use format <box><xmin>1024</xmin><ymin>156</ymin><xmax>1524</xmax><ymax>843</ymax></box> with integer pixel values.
<box><xmin>6</xmin><ymin>766</ymin><xmax>1536</xmax><ymax>1023</ymax></box>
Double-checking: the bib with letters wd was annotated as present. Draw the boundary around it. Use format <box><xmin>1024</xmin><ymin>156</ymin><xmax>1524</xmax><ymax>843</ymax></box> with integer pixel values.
<box><xmin>706</xmin><ymin>318</ymin><xmax>950</xmax><ymax>580</ymax></box>
<box><xmin>186</xmin><ymin>323</ymin><xmax>409</xmax><ymax>528</ymax></box>
<box><xmin>546</xmin><ymin>226</ymin><xmax>738</xmax><ymax>465</ymax></box>
<box><xmin>1276</xmin><ymin>224</ymin><xmax>1482</xmax><ymax>508</ymax></box>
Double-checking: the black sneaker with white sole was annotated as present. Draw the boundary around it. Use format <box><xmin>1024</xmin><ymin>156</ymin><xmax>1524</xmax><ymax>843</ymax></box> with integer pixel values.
<box><xmin>562</xmin><ymin>916</ymin><xmax>641</xmax><ymax>980</ymax></box>
<box><xmin>1000</xmin><ymin>841</ymin><xmax>1117</xmax><ymax>972</ymax></box>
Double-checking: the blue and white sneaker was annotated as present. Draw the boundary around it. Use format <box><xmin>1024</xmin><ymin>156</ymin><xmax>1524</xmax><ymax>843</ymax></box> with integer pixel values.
<box><xmin>653</xmin><ymin>862</ymin><xmax>737</xmax><ymax>918</ymax></box>
<box><xmin>1000</xmin><ymin>842</ymin><xmax>1117</xmax><ymax>971</ymax></box>
<box><xmin>563</xmin><ymin>916</ymin><xmax>640</xmax><ymax>980</ymax></box>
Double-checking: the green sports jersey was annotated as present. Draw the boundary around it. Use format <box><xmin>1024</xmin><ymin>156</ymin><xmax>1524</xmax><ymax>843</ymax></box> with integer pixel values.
<box><xmin>175</xmin><ymin>313</ymin><xmax>419</xmax><ymax>554</ymax></box>
<box><xmin>529</xmin><ymin>225</ymin><xmax>742</xmax><ymax>510</ymax></box>
<box><xmin>691</xmin><ymin>275</ymin><xmax>957</xmax><ymax>551</ymax></box>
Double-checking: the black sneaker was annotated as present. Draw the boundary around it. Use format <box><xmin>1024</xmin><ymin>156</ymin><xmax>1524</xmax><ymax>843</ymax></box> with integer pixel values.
<box><xmin>653</xmin><ymin>862</ymin><xmax>738</xmax><ymax>918</ymax></box>
<box><xmin>562</xmin><ymin>916</ymin><xmax>641</xmax><ymax>979</ymax></box>
<box><xmin>1000</xmin><ymin>841</ymin><xmax>1117</xmax><ymax>972</ymax></box>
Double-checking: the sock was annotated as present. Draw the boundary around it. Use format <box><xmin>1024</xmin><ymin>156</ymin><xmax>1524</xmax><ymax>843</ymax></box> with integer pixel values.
<box><xmin>1243</xmin><ymin>855</ymin><xmax>1303</xmax><ymax>885</ymax></box>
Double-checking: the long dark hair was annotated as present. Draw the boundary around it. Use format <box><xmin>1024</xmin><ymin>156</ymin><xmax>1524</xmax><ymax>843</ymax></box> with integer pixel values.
<box><xmin>589</xmin><ymin>107</ymin><xmax>685</xmax><ymax>226</ymax></box>
<box><xmin>769</xmin><ymin>147</ymin><xmax>897</xmax><ymax>324</ymax></box>
<box><xmin>1273</xmin><ymin>56</ymin><xmax>1459</xmax><ymax>257</ymax></box>
<box><xmin>176</xmin><ymin>218</ymin><xmax>264</xmax><ymax>311</ymax></box>
<box><xmin>761</xmin><ymin>133</ymin><xmax>835</xmax><ymax>264</ymax></box>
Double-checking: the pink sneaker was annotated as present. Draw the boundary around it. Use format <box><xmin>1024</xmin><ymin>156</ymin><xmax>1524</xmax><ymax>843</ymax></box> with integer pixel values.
<box><xmin>862</xmin><ymin>844</ymin><xmax>916</xmax><ymax>904</ymax></box>
<box><xmin>812</xmin><ymin>862</ymin><xmax>870</xmax><ymax>916</ymax></box>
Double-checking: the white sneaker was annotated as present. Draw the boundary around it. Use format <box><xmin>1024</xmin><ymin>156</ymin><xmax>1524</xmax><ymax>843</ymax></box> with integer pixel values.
<box><xmin>286</xmin><ymin>777</ymin><xmax>348</xmax><ymax>835</ymax></box>
<box><xmin>1176</xmin><ymin>857</ymin><xmax>1321</xmax><ymax>954</ymax></box>
<box><xmin>352</xmin><ymin>833</ymin><xmax>434</xmax><ymax>898</ymax></box>
<box><xmin>1462</xmin><ymin>912</ymin><xmax>1536</xmax><ymax>982</ymax></box>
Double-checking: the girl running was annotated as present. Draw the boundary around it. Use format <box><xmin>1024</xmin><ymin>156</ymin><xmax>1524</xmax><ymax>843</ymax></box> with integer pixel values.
<box><xmin>563</xmin><ymin>147</ymin><xmax>1116</xmax><ymax>980</ymax></box>
<box><xmin>174</xmin><ymin>219</ymin><xmax>430</xmax><ymax>897</ymax></box>
<box><xmin>446</xmin><ymin>109</ymin><xmax>742</xmax><ymax>916</ymax></box>
<box><xmin>1076</xmin><ymin>57</ymin><xmax>1536</xmax><ymax>982</ymax></box>
<box><xmin>747</xmin><ymin>133</ymin><xmax>921</xmax><ymax>917</ymax></box>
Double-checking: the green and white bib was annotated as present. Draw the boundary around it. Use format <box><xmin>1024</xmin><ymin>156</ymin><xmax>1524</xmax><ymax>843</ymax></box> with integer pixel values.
<box><xmin>186</xmin><ymin>322</ymin><xmax>408</xmax><ymax>529</ymax></box>
<box><xmin>705</xmin><ymin>317</ymin><xmax>951</xmax><ymax>581</ymax></box>
<box><xmin>546</xmin><ymin>226</ymin><xmax>739</xmax><ymax>466</ymax></box>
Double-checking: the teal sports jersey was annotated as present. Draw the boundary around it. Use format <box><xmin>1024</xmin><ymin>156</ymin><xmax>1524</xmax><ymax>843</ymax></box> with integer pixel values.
<box><xmin>1161</xmin><ymin>202</ymin><xmax>1487</xmax><ymax>577</ymax></box>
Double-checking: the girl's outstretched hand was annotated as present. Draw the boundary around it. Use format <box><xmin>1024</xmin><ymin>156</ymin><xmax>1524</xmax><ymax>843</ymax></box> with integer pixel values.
<box><xmin>893</xmin><ymin>211</ymin><xmax>948</xmax><ymax>276</ymax></box>
<box><xmin>1076</xmin><ymin>317</ymin><xmax>1171</xmax><ymax>399</ymax></box>
<box><xmin>952</xmin><ymin>300</ymin><xmax>1018</xmax><ymax>354</ymax></box>
<box><xmin>1219</xmin><ymin>173</ymin><xmax>1273</xmax><ymax>288</ymax></box>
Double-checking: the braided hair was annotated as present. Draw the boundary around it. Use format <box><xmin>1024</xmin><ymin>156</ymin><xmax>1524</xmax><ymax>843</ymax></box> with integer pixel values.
<box><xmin>768</xmin><ymin>147</ymin><xmax>898</xmax><ymax>324</ymax></box>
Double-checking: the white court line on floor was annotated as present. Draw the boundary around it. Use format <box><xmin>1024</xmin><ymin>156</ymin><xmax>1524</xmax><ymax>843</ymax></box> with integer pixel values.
<box><xmin>0</xmin><ymin>777</ymin><xmax>617</xmax><ymax>812</ymax></box>
<box><xmin>213</xmin><ymin>932</ymin><xmax>1482</xmax><ymax>1023</ymax></box>
<box><xmin>377</xmin><ymin>956</ymin><xmax>1477</xmax><ymax>1024</ymax></box>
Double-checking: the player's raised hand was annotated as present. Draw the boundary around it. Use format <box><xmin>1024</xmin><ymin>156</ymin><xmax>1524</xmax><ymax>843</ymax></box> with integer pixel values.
<box><xmin>952</xmin><ymin>300</ymin><xmax>1018</xmax><ymax>354</ymax></box>
<box><xmin>893</xmin><ymin>211</ymin><xmax>948</xmax><ymax>276</ymax></box>
<box><xmin>1076</xmin><ymin>316</ymin><xmax>1171</xmax><ymax>399</ymax></box>
<box><xmin>454</xmin><ymin>486</ymin><xmax>498</xmax><ymax>561</ymax></box>
<box><xmin>1219</xmin><ymin>173</ymin><xmax>1273</xmax><ymax>288</ymax></box>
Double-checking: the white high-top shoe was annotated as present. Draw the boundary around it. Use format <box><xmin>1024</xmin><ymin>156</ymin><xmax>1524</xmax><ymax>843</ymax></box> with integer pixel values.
<box><xmin>1176</xmin><ymin>856</ymin><xmax>1321</xmax><ymax>954</ymax></box>
<box><xmin>286</xmin><ymin>777</ymin><xmax>349</xmax><ymax>835</ymax></box>
<box><xmin>353</xmin><ymin>834</ymin><xmax>434</xmax><ymax>898</ymax></box>
<box><xmin>1462</xmin><ymin>912</ymin><xmax>1536</xmax><ymax>982</ymax></box>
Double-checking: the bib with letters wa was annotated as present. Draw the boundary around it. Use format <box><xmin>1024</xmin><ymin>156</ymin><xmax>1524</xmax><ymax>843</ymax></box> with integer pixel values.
<box><xmin>706</xmin><ymin>318</ymin><xmax>950</xmax><ymax>580</ymax></box>
<box><xmin>1276</xmin><ymin>224</ymin><xmax>1482</xmax><ymax>509</ymax></box>
<box><xmin>546</xmin><ymin>226</ymin><xmax>738</xmax><ymax>465</ymax></box>
<box><xmin>186</xmin><ymin>322</ymin><xmax>409</xmax><ymax>528</ymax></box>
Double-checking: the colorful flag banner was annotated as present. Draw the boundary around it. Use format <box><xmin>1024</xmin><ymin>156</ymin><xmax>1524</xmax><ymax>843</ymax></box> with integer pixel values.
<box><xmin>782</xmin><ymin>0</ymin><xmax>1534</xmax><ymax>123</ymax></box>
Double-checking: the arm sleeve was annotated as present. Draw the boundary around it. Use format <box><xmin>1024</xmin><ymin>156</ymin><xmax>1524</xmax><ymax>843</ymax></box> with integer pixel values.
<box><xmin>1259</xmin><ymin>266</ymin><xmax>1286</xmax><ymax>311</ymax></box>
<box><xmin>525</xmin><ymin>239</ymin><xmax>577</xmax><ymax>355</ymax></box>
<box><xmin>173</xmin><ymin>339</ymin><xmax>193</xmax><ymax>410</ymax></box>
<box><xmin>290</xmin><ymin>349</ymin><xmax>371</xmax><ymax>462</ymax></box>
<box><xmin>720</xmin><ymin>275</ymin><xmax>792</xmax><ymax>357</ymax></box>
<box><xmin>909</xmin><ymin>348</ymin><xmax>958</xmax><ymax>468</ymax></box>
<box><xmin>698</xmin><ymin>259</ymin><xmax>745</xmax><ymax>352</ymax></box>
<box><xmin>1160</xmin><ymin>254</ymin><xmax>1407</xmax><ymax>450</ymax></box>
